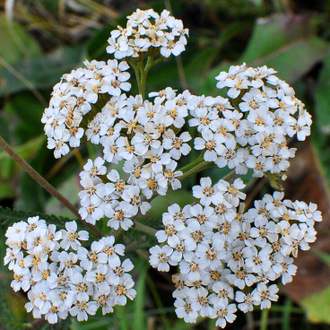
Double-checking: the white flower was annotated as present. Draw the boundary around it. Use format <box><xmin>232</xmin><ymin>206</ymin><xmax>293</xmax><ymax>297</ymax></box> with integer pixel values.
<box><xmin>105</xmin><ymin>202</ymin><xmax>133</xmax><ymax>230</ymax></box>
<box><xmin>213</xmin><ymin>301</ymin><xmax>237</xmax><ymax>328</ymax></box>
<box><xmin>174</xmin><ymin>297</ymin><xmax>199</xmax><ymax>323</ymax></box>
<box><xmin>235</xmin><ymin>291</ymin><xmax>256</xmax><ymax>313</ymax></box>
<box><xmin>156</xmin><ymin>212</ymin><xmax>185</xmax><ymax>247</ymax></box>
<box><xmin>149</xmin><ymin>245</ymin><xmax>173</xmax><ymax>272</ymax></box>
<box><xmin>114</xmin><ymin>274</ymin><xmax>137</xmax><ymax>305</ymax></box>
<box><xmin>69</xmin><ymin>297</ymin><xmax>98</xmax><ymax>321</ymax></box>
<box><xmin>163</xmin><ymin>130</ymin><xmax>192</xmax><ymax>160</ymax></box>
<box><xmin>60</xmin><ymin>221</ymin><xmax>89</xmax><ymax>251</ymax></box>
<box><xmin>253</xmin><ymin>283</ymin><xmax>279</xmax><ymax>309</ymax></box>
<box><xmin>193</xmin><ymin>177</ymin><xmax>215</xmax><ymax>206</ymax></box>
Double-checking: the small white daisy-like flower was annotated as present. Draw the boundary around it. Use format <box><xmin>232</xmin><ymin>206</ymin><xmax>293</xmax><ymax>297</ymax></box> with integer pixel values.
<box><xmin>149</xmin><ymin>245</ymin><xmax>173</xmax><ymax>272</ymax></box>
<box><xmin>60</xmin><ymin>221</ymin><xmax>89</xmax><ymax>251</ymax></box>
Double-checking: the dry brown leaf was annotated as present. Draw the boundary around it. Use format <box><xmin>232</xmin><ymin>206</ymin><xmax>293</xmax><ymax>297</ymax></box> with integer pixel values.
<box><xmin>282</xmin><ymin>139</ymin><xmax>330</xmax><ymax>302</ymax></box>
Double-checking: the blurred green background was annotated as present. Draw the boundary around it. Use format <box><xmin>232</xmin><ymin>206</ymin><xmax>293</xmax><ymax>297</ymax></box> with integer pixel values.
<box><xmin>1</xmin><ymin>0</ymin><xmax>330</xmax><ymax>329</ymax></box>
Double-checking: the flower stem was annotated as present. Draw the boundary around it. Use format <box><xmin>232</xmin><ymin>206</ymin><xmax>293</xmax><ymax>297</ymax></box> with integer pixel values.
<box><xmin>178</xmin><ymin>155</ymin><xmax>214</xmax><ymax>182</ymax></box>
<box><xmin>129</xmin><ymin>56</ymin><xmax>163</xmax><ymax>99</ymax></box>
<box><xmin>134</xmin><ymin>219</ymin><xmax>157</xmax><ymax>236</ymax></box>
<box><xmin>0</xmin><ymin>135</ymin><xmax>103</xmax><ymax>238</ymax></box>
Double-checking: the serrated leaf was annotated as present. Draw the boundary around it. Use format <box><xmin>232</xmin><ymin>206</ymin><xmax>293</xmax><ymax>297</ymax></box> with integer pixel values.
<box><xmin>0</xmin><ymin>206</ymin><xmax>72</xmax><ymax>228</ymax></box>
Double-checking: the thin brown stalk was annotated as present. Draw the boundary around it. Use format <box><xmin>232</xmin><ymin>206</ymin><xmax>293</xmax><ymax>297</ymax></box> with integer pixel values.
<box><xmin>0</xmin><ymin>135</ymin><xmax>103</xmax><ymax>237</ymax></box>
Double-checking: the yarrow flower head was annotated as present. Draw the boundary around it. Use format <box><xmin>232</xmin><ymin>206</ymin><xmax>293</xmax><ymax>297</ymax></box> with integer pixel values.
<box><xmin>42</xmin><ymin>59</ymin><xmax>131</xmax><ymax>158</ymax></box>
<box><xmin>5</xmin><ymin>7</ymin><xmax>322</xmax><ymax>329</ymax></box>
<box><xmin>106</xmin><ymin>9</ymin><xmax>188</xmax><ymax>60</ymax></box>
<box><xmin>4</xmin><ymin>217</ymin><xmax>136</xmax><ymax>324</ymax></box>
<box><xmin>149</xmin><ymin>178</ymin><xmax>322</xmax><ymax>327</ymax></box>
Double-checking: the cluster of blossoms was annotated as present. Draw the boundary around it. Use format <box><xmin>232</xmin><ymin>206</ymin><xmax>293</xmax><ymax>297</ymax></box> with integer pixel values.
<box><xmin>76</xmin><ymin>73</ymin><xmax>313</xmax><ymax>227</ymax></box>
<box><xmin>42</xmin><ymin>59</ymin><xmax>131</xmax><ymax>158</ymax></box>
<box><xmin>191</xmin><ymin>63</ymin><xmax>312</xmax><ymax>178</ymax></box>
<box><xmin>77</xmin><ymin>88</ymin><xmax>198</xmax><ymax>228</ymax></box>
<box><xmin>4</xmin><ymin>217</ymin><xmax>136</xmax><ymax>323</ymax></box>
<box><xmin>4</xmin><ymin>7</ymin><xmax>322</xmax><ymax>328</ymax></box>
<box><xmin>149</xmin><ymin>177</ymin><xmax>322</xmax><ymax>327</ymax></box>
<box><xmin>107</xmin><ymin>9</ymin><xmax>188</xmax><ymax>59</ymax></box>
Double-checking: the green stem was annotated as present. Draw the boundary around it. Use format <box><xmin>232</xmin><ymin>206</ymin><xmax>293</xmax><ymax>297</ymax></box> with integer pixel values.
<box><xmin>178</xmin><ymin>155</ymin><xmax>215</xmax><ymax>182</ymax></box>
<box><xmin>260</xmin><ymin>308</ymin><xmax>269</xmax><ymax>330</ymax></box>
<box><xmin>130</xmin><ymin>56</ymin><xmax>163</xmax><ymax>99</ymax></box>
<box><xmin>222</xmin><ymin>169</ymin><xmax>236</xmax><ymax>182</ymax></box>
<box><xmin>0</xmin><ymin>135</ymin><xmax>103</xmax><ymax>238</ymax></box>
<box><xmin>129</xmin><ymin>60</ymin><xmax>143</xmax><ymax>96</ymax></box>
<box><xmin>178</xmin><ymin>154</ymin><xmax>205</xmax><ymax>174</ymax></box>
<box><xmin>134</xmin><ymin>220</ymin><xmax>157</xmax><ymax>236</ymax></box>
<box><xmin>140</xmin><ymin>57</ymin><xmax>154</xmax><ymax>98</ymax></box>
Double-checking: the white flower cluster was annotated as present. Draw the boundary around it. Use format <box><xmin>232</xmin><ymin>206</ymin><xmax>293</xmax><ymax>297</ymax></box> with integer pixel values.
<box><xmin>191</xmin><ymin>63</ymin><xmax>312</xmax><ymax>178</ymax></box>
<box><xmin>29</xmin><ymin>7</ymin><xmax>321</xmax><ymax>328</ymax></box>
<box><xmin>42</xmin><ymin>59</ymin><xmax>131</xmax><ymax>158</ymax></box>
<box><xmin>4</xmin><ymin>217</ymin><xmax>136</xmax><ymax>324</ymax></box>
<box><xmin>149</xmin><ymin>177</ymin><xmax>322</xmax><ymax>327</ymax></box>
<box><xmin>107</xmin><ymin>9</ymin><xmax>188</xmax><ymax>59</ymax></box>
<box><xmin>77</xmin><ymin>88</ymin><xmax>206</xmax><ymax>228</ymax></box>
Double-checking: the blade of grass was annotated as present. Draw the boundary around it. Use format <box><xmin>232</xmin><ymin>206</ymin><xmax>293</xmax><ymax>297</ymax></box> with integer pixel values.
<box><xmin>134</xmin><ymin>262</ymin><xmax>149</xmax><ymax>330</ymax></box>
<box><xmin>0</xmin><ymin>56</ymin><xmax>47</xmax><ymax>106</ymax></box>
<box><xmin>115</xmin><ymin>305</ymin><xmax>129</xmax><ymax>330</ymax></box>
<box><xmin>147</xmin><ymin>274</ymin><xmax>171</xmax><ymax>329</ymax></box>
<box><xmin>75</xmin><ymin>0</ymin><xmax>118</xmax><ymax>19</ymax></box>
<box><xmin>260</xmin><ymin>308</ymin><xmax>269</xmax><ymax>330</ymax></box>
<box><xmin>282</xmin><ymin>297</ymin><xmax>293</xmax><ymax>330</ymax></box>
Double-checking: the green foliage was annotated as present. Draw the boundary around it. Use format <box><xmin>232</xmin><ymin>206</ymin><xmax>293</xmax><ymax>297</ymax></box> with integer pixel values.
<box><xmin>0</xmin><ymin>45</ymin><xmax>84</xmax><ymax>96</ymax></box>
<box><xmin>0</xmin><ymin>14</ymin><xmax>41</xmax><ymax>64</ymax></box>
<box><xmin>202</xmin><ymin>14</ymin><xmax>330</xmax><ymax>96</ymax></box>
<box><xmin>301</xmin><ymin>285</ymin><xmax>330</xmax><ymax>324</ymax></box>
<box><xmin>0</xmin><ymin>205</ymin><xmax>72</xmax><ymax>229</ymax></box>
<box><xmin>2</xmin><ymin>1</ymin><xmax>330</xmax><ymax>329</ymax></box>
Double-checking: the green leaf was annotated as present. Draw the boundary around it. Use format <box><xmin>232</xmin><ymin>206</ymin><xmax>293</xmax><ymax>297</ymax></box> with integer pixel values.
<box><xmin>4</xmin><ymin>92</ymin><xmax>45</xmax><ymax>143</ymax></box>
<box><xmin>0</xmin><ymin>45</ymin><xmax>84</xmax><ymax>96</ymax></box>
<box><xmin>202</xmin><ymin>14</ymin><xmax>330</xmax><ymax>96</ymax></box>
<box><xmin>0</xmin><ymin>133</ymin><xmax>45</xmax><ymax>200</ymax></box>
<box><xmin>240</xmin><ymin>14</ymin><xmax>311</xmax><ymax>64</ymax></box>
<box><xmin>45</xmin><ymin>171</ymin><xmax>80</xmax><ymax>219</ymax></box>
<box><xmin>315</xmin><ymin>53</ymin><xmax>330</xmax><ymax>134</ymax></box>
<box><xmin>114</xmin><ymin>305</ymin><xmax>129</xmax><ymax>330</ymax></box>
<box><xmin>249</xmin><ymin>37</ymin><xmax>329</xmax><ymax>84</ymax></box>
<box><xmin>301</xmin><ymin>285</ymin><xmax>330</xmax><ymax>324</ymax></box>
<box><xmin>0</xmin><ymin>206</ymin><xmax>72</xmax><ymax>228</ymax></box>
<box><xmin>0</xmin><ymin>14</ymin><xmax>41</xmax><ymax>64</ymax></box>
<box><xmin>0</xmin><ymin>135</ymin><xmax>45</xmax><ymax>200</ymax></box>
<box><xmin>148</xmin><ymin>190</ymin><xmax>195</xmax><ymax>218</ymax></box>
<box><xmin>185</xmin><ymin>48</ymin><xmax>218</xmax><ymax>92</ymax></box>
<box><xmin>133</xmin><ymin>261</ymin><xmax>148</xmax><ymax>330</ymax></box>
